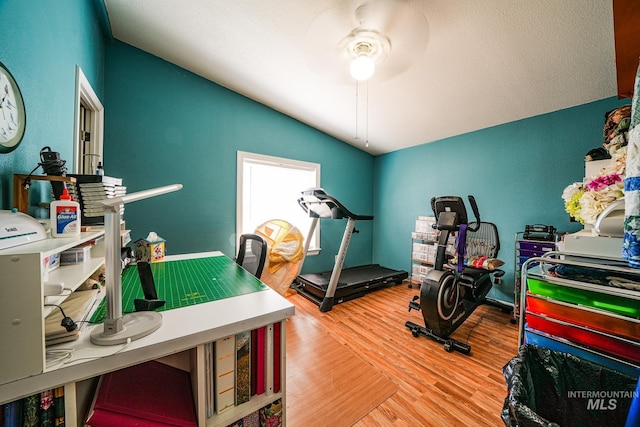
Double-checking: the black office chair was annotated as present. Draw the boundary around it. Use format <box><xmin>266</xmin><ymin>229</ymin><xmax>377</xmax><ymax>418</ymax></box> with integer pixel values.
<box><xmin>236</xmin><ymin>233</ymin><xmax>268</xmax><ymax>278</ymax></box>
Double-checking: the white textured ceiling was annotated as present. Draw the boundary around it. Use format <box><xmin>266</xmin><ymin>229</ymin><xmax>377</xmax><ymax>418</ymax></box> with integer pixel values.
<box><xmin>103</xmin><ymin>0</ymin><xmax>618</xmax><ymax>156</ymax></box>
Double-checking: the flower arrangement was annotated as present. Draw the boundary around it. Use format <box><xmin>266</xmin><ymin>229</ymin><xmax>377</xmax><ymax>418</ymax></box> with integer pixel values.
<box><xmin>562</xmin><ymin>168</ymin><xmax>625</xmax><ymax>225</ymax></box>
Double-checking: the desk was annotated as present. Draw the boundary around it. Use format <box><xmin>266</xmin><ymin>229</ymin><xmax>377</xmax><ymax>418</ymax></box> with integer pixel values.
<box><xmin>0</xmin><ymin>251</ymin><xmax>295</xmax><ymax>426</ymax></box>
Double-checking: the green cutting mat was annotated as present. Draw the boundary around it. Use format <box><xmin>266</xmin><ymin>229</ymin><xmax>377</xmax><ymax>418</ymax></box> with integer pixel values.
<box><xmin>90</xmin><ymin>255</ymin><xmax>268</xmax><ymax>324</ymax></box>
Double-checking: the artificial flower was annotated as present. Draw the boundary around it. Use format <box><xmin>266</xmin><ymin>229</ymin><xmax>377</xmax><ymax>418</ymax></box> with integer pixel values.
<box><xmin>562</xmin><ymin>173</ymin><xmax>624</xmax><ymax>225</ymax></box>
<box><xmin>562</xmin><ymin>183</ymin><xmax>585</xmax><ymax>223</ymax></box>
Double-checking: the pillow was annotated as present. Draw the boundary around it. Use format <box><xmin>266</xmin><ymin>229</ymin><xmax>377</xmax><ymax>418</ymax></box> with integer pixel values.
<box><xmin>466</xmin><ymin>256</ymin><xmax>504</xmax><ymax>270</ymax></box>
<box><xmin>451</xmin><ymin>256</ymin><xmax>505</xmax><ymax>270</ymax></box>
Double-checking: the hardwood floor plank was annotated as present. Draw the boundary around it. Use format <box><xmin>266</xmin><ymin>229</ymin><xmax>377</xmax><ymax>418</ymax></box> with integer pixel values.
<box><xmin>286</xmin><ymin>282</ymin><xmax>519</xmax><ymax>426</ymax></box>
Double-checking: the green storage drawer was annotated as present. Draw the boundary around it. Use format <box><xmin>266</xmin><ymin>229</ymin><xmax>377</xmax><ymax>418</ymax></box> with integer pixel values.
<box><xmin>526</xmin><ymin>277</ymin><xmax>640</xmax><ymax>318</ymax></box>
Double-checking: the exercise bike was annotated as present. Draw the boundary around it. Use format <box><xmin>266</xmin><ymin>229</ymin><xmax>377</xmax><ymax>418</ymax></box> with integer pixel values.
<box><xmin>405</xmin><ymin>195</ymin><xmax>504</xmax><ymax>355</ymax></box>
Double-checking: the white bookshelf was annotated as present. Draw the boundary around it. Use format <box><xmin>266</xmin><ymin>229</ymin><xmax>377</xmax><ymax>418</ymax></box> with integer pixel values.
<box><xmin>0</xmin><ymin>248</ymin><xmax>295</xmax><ymax>427</ymax></box>
<box><xmin>0</xmin><ymin>230</ymin><xmax>105</xmax><ymax>385</ymax></box>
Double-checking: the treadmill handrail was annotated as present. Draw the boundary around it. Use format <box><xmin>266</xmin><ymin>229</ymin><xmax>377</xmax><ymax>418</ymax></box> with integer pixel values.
<box><xmin>298</xmin><ymin>188</ymin><xmax>374</xmax><ymax>221</ymax></box>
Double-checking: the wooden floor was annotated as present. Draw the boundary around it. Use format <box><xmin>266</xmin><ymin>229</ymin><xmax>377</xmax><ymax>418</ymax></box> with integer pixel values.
<box><xmin>285</xmin><ymin>282</ymin><xmax>519</xmax><ymax>426</ymax></box>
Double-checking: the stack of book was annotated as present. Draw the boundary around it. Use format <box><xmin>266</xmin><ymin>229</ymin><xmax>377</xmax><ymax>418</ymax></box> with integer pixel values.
<box><xmin>1</xmin><ymin>386</ymin><xmax>65</xmax><ymax>426</ymax></box>
<box><xmin>206</xmin><ymin>323</ymin><xmax>282</xmax><ymax>421</ymax></box>
<box><xmin>67</xmin><ymin>174</ymin><xmax>126</xmax><ymax>225</ymax></box>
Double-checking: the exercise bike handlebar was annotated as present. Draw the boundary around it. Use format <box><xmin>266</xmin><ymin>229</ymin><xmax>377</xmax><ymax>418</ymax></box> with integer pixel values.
<box><xmin>467</xmin><ymin>195</ymin><xmax>481</xmax><ymax>232</ymax></box>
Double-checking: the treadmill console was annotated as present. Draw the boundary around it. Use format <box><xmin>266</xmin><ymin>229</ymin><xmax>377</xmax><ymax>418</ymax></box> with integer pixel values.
<box><xmin>298</xmin><ymin>188</ymin><xmax>372</xmax><ymax>221</ymax></box>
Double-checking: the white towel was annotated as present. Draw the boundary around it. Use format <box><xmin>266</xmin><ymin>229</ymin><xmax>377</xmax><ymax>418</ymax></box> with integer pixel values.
<box><xmin>623</xmin><ymin>63</ymin><xmax>640</xmax><ymax>268</ymax></box>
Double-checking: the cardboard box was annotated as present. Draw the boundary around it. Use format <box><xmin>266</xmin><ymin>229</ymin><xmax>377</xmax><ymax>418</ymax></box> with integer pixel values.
<box><xmin>134</xmin><ymin>238</ymin><xmax>165</xmax><ymax>263</ymax></box>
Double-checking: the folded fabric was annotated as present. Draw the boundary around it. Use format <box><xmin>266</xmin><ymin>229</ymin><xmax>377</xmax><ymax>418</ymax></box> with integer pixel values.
<box><xmin>623</xmin><ymin>62</ymin><xmax>640</xmax><ymax>268</ymax></box>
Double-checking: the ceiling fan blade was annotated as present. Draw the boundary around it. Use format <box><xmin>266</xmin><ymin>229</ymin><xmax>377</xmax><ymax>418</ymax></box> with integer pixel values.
<box><xmin>304</xmin><ymin>0</ymin><xmax>429</xmax><ymax>84</ymax></box>
<box><xmin>359</xmin><ymin>0</ymin><xmax>429</xmax><ymax>81</ymax></box>
<box><xmin>356</xmin><ymin>0</ymin><xmax>425</xmax><ymax>36</ymax></box>
<box><xmin>303</xmin><ymin>6</ymin><xmax>357</xmax><ymax>84</ymax></box>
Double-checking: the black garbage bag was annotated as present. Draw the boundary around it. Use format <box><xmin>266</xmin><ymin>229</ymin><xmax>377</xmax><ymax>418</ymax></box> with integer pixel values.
<box><xmin>502</xmin><ymin>344</ymin><xmax>638</xmax><ymax>427</ymax></box>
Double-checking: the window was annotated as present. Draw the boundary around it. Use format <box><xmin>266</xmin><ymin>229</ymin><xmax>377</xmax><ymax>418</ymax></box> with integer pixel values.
<box><xmin>237</xmin><ymin>151</ymin><xmax>320</xmax><ymax>254</ymax></box>
<box><xmin>73</xmin><ymin>67</ymin><xmax>104</xmax><ymax>174</ymax></box>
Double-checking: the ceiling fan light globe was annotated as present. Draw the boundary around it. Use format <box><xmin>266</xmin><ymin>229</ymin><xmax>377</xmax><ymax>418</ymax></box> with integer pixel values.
<box><xmin>350</xmin><ymin>55</ymin><xmax>375</xmax><ymax>81</ymax></box>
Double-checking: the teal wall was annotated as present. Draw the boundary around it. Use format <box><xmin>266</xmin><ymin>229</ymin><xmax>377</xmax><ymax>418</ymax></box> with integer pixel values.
<box><xmin>0</xmin><ymin>0</ymin><xmax>105</xmax><ymax>214</ymax></box>
<box><xmin>103</xmin><ymin>41</ymin><xmax>374</xmax><ymax>272</ymax></box>
<box><xmin>373</xmin><ymin>97</ymin><xmax>630</xmax><ymax>302</ymax></box>
<box><xmin>1</xmin><ymin>1</ymin><xmax>631</xmax><ymax>300</ymax></box>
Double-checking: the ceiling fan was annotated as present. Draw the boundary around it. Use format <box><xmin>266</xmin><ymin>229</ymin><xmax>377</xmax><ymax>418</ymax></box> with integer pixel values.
<box><xmin>304</xmin><ymin>0</ymin><xmax>430</xmax><ymax>84</ymax></box>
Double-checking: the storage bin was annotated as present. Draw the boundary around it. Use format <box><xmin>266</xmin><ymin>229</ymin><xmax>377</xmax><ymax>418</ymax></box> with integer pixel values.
<box><xmin>60</xmin><ymin>246</ymin><xmax>91</xmax><ymax>265</ymax></box>
<box><xmin>526</xmin><ymin>313</ymin><xmax>640</xmax><ymax>364</ymax></box>
<box><xmin>518</xmin><ymin>241</ymin><xmax>555</xmax><ymax>253</ymax></box>
<box><xmin>526</xmin><ymin>294</ymin><xmax>640</xmax><ymax>341</ymax></box>
<box><xmin>502</xmin><ymin>344</ymin><xmax>638</xmax><ymax>427</ymax></box>
<box><xmin>526</xmin><ymin>277</ymin><xmax>640</xmax><ymax>318</ymax></box>
<box><xmin>524</xmin><ymin>330</ymin><xmax>640</xmax><ymax>378</ymax></box>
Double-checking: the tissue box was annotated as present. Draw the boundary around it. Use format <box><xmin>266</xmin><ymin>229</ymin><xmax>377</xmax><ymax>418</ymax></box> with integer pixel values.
<box><xmin>134</xmin><ymin>238</ymin><xmax>165</xmax><ymax>263</ymax></box>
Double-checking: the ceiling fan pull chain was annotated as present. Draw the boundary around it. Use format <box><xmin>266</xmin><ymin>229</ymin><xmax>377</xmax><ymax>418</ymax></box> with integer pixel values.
<box><xmin>355</xmin><ymin>80</ymin><xmax>360</xmax><ymax>141</ymax></box>
<box><xmin>365</xmin><ymin>81</ymin><xmax>369</xmax><ymax>148</ymax></box>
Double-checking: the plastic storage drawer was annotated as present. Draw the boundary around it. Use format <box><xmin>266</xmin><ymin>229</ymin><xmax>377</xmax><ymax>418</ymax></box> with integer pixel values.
<box><xmin>526</xmin><ymin>277</ymin><xmax>640</xmax><ymax>318</ymax></box>
<box><xmin>526</xmin><ymin>294</ymin><xmax>640</xmax><ymax>341</ymax></box>
<box><xmin>526</xmin><ymin>313</ymin><xmax>640</xmax><ymax>364</ymax></box>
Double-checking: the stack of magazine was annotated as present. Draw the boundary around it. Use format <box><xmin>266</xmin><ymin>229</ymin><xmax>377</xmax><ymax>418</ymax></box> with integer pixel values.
<box><xmin>67</xmin><ymin>175</ymin><xmax>127</xmax><ymax>225</ymax></box>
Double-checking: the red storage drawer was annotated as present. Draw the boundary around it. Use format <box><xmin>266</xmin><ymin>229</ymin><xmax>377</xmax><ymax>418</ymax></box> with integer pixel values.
<box><xmin>526</xmin><ymin>313</ymin><xmax>640</xmax><ymax>364</ymax></box>
<box><xmin>526</xmin><ymin>294</ymin><xmax>640</xmax><ymax>341</ymax></box>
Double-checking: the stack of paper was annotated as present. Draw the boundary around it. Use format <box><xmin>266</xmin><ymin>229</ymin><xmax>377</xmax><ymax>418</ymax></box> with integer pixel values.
<box><xmin>67</xmin><ymin>174</ymin><xmax>127</xmax><ymax>225</ymax></box>
<box><xmin>45</xmin><ymin>289</ymin><xmax>100</xmax><ymax>346</ymax></box>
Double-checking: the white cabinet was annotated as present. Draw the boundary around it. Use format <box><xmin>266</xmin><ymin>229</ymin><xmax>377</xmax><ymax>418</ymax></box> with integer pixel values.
<box><xmin>0</xmin><ymin>249</ymin><xmax>294</xmax><ymax>427</ymax></box>
<box><xmin>0</xmin><ymin>231</ymin><xmax>105</xmax><ymax>385</ymax></box>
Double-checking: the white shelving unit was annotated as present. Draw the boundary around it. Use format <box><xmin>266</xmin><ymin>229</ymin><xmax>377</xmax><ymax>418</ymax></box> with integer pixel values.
<box><xmin>0</xmin><ymin>230</ymin><xmax>105</xmax><ymax>385</ymax></box>
<box><xmin>409</xmin><ymin>216</ymin><xmax>437</xmax><ymax>287</ymax></box>
<box><xmin>0</xmin><ymin>246</ymin><xmax>295</xmax><ymax>427</ymax></box>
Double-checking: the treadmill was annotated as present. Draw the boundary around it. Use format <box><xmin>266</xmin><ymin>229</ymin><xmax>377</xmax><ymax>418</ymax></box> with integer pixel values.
<box><xmin>294</xmin><ymin>188</ymin><xmax>408</xmax><ymax>312</ymax></box>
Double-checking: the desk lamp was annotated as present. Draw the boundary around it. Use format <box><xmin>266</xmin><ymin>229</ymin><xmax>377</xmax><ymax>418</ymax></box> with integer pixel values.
<box><xmin>90</xmin><ymin>184</ymin><xmax>183</xmax><ymax>345</ymax></box>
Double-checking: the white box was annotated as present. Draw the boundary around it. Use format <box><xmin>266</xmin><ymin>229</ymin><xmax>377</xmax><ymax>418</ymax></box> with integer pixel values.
<box><xmin>563</xmin><ymin>230</ymin><xmax>623</xmax><ymax>260</ymax></box>
<box><xmin>60</xmin><ymin>246</ymin><xmax>91</xmax><ymax>265</ymax></box>
<box><xmin>585</xmin><ymin>159</ymin><xmax>614</xmax><ymax>179</ymax></box>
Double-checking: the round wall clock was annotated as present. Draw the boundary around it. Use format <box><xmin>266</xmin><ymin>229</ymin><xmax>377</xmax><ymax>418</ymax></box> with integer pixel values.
<box><xmin>0</xmin><ymin>61</ymin><xmax>26</xmax><ymax>153</ymax></box>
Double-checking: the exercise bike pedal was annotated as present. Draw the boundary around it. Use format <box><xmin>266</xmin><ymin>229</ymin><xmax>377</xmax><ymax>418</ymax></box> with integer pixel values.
<box><xmin>444</xmin><ymin>339</ymin><xmax>471</xmax><ymax>355</ymax></box>
<box><xmin>409</xmin><ymin>324</ymin><xmax>420</xmax><ymax>337</ymax></box>
<box><xmin>408</xmin><ymin>296</ymin><xmax>420</xmax><ymax>312</ymax></box>
<box><xmin>405</xmin><ymin>321</ymin><xmax>422</xmax><ymax>337</ymax></box>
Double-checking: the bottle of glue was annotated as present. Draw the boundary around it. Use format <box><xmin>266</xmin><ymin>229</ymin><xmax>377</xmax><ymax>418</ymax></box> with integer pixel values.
<box><xmin>50</xmin><ymin>185</ymin><xmax>81</xmax><ymax>237</ymax></box>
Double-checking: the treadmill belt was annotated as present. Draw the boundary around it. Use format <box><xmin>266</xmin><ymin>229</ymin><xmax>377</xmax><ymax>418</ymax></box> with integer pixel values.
<box><xmin>297</xmin><ymin>264</ymin><xmax>407</xmax><ymax>291</ymax></box>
